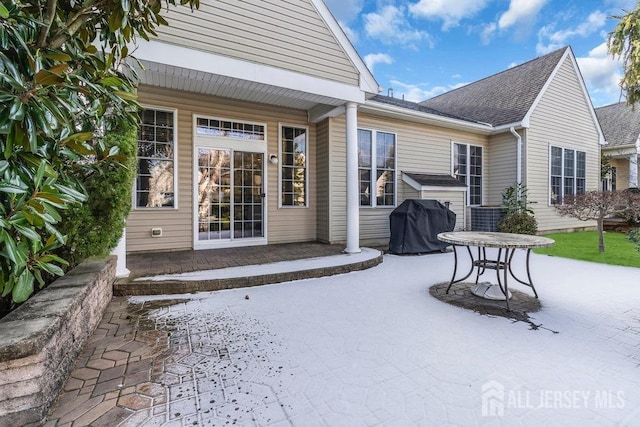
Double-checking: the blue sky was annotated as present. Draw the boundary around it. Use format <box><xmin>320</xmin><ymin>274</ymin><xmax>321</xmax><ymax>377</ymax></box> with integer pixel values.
<box><xmin>324</xmin><ymin>0</ymin><xmax>636</xmax><ymax>107</ymax></box>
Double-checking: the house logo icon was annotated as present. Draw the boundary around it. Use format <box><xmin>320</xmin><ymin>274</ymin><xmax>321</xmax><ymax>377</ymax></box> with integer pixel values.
<box><xmin>482</xmin><ymin>380</ymin><xmax>505</xmax><ymax>416</ymax></box>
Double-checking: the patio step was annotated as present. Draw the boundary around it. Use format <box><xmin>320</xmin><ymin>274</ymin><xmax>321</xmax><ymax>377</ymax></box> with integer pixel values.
<box><xmin>114</xmin><ymin>248</ymin><xmax>383</xmax><ymax>296</ymax></box>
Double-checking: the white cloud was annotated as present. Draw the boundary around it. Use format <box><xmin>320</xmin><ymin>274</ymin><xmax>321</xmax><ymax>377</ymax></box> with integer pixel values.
<box><xmin>364</xmin><ymin>53</ymin><xmax>394</xmax><ymax>73</ymax></box>
<box><xmin>576</xmin><ymin>42</ymin><xmax>624</xmax><ymax>106</ymax></box>
<box><xmin>481</xmin><ymin>23</ymin><xmax>497</xmax><ymax>44</ymax></box>
<box><xmin>323</xmin><ymin>0</ymin><xmax>364</xmax><ymax>24</ymax></box>
<box><xmin>605</xmin><ymin>0</ymin><xmax>637</xmax><ymax>11</ymax></box>
<box><xmin>498</xmin><ymin>0</ymin><xmax>548</xmax><ymax>30</ymax></box>
<box><xmin>409</xmin><ymin>0</ymin><xmax>489</xmax><ymax>30</ymax></box>
<box><xmin>389</xmin><ymin>80</ymin><xmax>468</xmax><ymax>102</ymax></box>
<box><xmin>339</xmin><ymin>21</ymin><xmax>359</xmax><ymax>44</ymax></box>
<box><xmin>364</xmin><ymin>5</ymin><xmax>432</xmax><ymax>48</ymax></box>
<box><xmin>537</xmin><ymin>11</ymin><xmax>607</xmax><ymax>55</ymax></box>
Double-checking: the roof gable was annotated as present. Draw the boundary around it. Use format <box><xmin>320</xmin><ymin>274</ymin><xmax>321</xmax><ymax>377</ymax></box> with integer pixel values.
<box><xmin>149</xmin><ymin>0</ymin><xmax>379</xmax><ymax>94</ymax></box>
<box><xmin>596</xmin><ymin>102</ymin><xmax>640</xmax><ymax>148</ymax></box>
<box><xmin>420</xmin><ymin>47</ymin><xmax>568</xmax><ymax>126</ymax></box>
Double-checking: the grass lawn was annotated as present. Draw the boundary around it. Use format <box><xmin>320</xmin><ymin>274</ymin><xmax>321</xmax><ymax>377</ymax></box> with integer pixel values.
<box><xmin>534</xmin><ymin>230</ymin><xmax>640</xmax><ymax>268</ymax></box>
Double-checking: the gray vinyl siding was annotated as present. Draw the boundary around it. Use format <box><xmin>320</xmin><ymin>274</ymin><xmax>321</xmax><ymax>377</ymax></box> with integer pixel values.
<box><xmin>486</xmin><ymin>131</ymin><xmax>518</xmax><ymax>206</ymax></box>
<box><xmin>328</xmin><ymin>113</ymin><xmax>488</xmax><ymax>246</ymax></box>
<box><xmin>399</xmin><ymin>182</ymin><xmax>419</xmax><ymax>200</ymax></box>
<box><xmin>609</xmin><ymin>158</ymin><xmax>633</xmax><ymax>189</ymax></box>
<box><xmin>328</xmin><ymin>117</ymin><xmax>347</xmax><ymax>242</ymax></box>
<box><xmin>526</xmin><ymin>57</ymin><xmax>601</xmax><ymax>232</ymax></box>
<box><xmin>154</xmin><ymin>0</ymin><xmax>359</xmax><ymax>86</ymax></box>
<box><xmin>127</xmin><ymin>85</ymin><xmax>317</xmax><ymax>252</ymax></box>
<box><xmin>316</xmin><ymin>119</ymin><xmax>331</xmax><ymax>242</ymax></box>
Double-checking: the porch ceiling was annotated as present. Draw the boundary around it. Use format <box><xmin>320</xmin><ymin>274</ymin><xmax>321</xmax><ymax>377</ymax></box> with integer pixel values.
<box><xmin>134</xmin><ymin>60</ymin><xmax>347</xmax><ymax>111</ymax></box>
<box><xmin>602</xmin><ymin>144</ymin><xmax>638</xmax><ymax>158</ymax></box>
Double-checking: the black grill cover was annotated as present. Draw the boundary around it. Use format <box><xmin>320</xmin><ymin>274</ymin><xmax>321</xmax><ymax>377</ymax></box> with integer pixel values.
<box><xmin>389</xmin><ymin>199</ymin><xmax>456</xmax><ymax>254</ymax></box>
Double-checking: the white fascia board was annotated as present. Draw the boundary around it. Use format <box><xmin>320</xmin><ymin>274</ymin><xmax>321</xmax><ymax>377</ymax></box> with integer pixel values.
<box><xmin>362</xmin><ymin>101</ymin><xmax>494</xmax><ymax>134</ymax></box>
<box><xmin>421</xmin><ymin>185</ymin><xmax>468</xmax><ymax>192</ymax></box>
<box><xmin>134</xmin><ymin>39</ymin><xmax>366</xmax><ymax>104</ymax></box>
<box><xmin>492</xmin><ymin>122</ymin><xmax>527</xmax><ymax>133</ymax></box>
<box><xmin>402</xmin><ymin>174</ymin><xmax>423</xmax><ymax>191</ymax></box>
<box><xmin>523</xmin><ymin>47</ymin><xmax>606</xmax><ymax>145</ymax></box>
<box><xmin>401</xmin><ymin>174</ymin><xmax>466</xmax><ymax>192</ymax></box>
<box><xmin>309</xmin><ymin>0</ymin><xmax>381</xmax><ymax>95</ymax></box>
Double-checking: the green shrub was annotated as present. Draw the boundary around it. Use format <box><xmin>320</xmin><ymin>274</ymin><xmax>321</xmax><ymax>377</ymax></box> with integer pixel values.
<box><xmin>54</xmin><ymin>127</ymin><xmax>137</xmax><ymax>269</ymax></box>
<box><xmin>498</xmin><ymin>211</ymin><xmax>538</xmax><ymax>235</ymax></box>
<box><xmin>497</xmin><ymin>184</ymin><xmax>538</xmax><ymax>234</ymax></box>
<box><xmin>628</xmin><ymin>228</ymin><xmax>640</xmax><ymax>251</ymax></box>
<box><xmin>620</xmin><ymin>188</ymin><xmax>640</xmax><ymax>227</ymax></box>
<box><xmin>0</xmin><ymin>0</ymin><xmax>196</xmax><ymax>311</ymax></box>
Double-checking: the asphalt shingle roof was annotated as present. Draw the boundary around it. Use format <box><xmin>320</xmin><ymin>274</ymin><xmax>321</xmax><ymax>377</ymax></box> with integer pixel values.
<box><xmin>403</xmin><ymin>172</ymin><xmax>466</xmax><ymax>187</ymax></box>
<box><xmin>595</xmin><ymin>102</ymin><xmax>640</xmax><ymax>148</ymax></box>
<box><xmin>419</xmin><ymin>47</ymin><xmax>569</xmax><ymax>127</ymax></box>
<box><xmin>369</xmin><ymin>95</ymin><xmax>472</xmax><ymax>122</ymax></box>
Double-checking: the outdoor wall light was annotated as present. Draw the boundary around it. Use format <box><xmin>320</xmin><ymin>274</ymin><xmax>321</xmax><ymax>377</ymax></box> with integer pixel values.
<box><xmin>269</xmin><ymin>154</ymin><xmax>278</xmax><ymax>165</ymax></box>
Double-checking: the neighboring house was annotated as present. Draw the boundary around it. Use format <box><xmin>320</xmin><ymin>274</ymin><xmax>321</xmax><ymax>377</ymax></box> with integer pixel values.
<box><xmin>122</xmin><ymin>0</ymin><xmax>603</xmax><ymax>260</ymax></box>
<box><xmin>595</xmin><ymin>102</ymin><xmax>640</xmax><ymax>190</ymax></box>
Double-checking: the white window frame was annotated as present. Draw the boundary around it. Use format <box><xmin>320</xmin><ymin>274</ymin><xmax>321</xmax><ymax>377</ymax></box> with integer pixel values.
<box><xmin>549</xmin><ymin>145</ymin><xmax>587</xmax><ymax>205</ymax></box>
<box><xmin>278</xmin><ymin>124</ymin><xmax>309</xmax><ymax>208</ymax></box>
<box><xmin>191</xmin><ymin>114</ymin><xmax>268</xmax><ymax>249</ymax></box>
<box><xmin>451</xmin><ymin>141</ymin><xmax>483</xmax><ymax>206</ymax></box>
<box><xmin>358</xmin><ymin>128</ymin><xmax>398</xmax><ymax>208</ymax></box>
<box><xmin>134</xmin><ymin>105</ymin><xmax>178</xmax><ymax>210</ymax></box>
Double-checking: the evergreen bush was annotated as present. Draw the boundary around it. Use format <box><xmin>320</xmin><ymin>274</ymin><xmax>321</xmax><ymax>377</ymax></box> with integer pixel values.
<box><xmin>55</xmin><ymin>127</ymin><xmax>138</xmax><ymax>269</ymax></box>
<box><xmin>628</xmin><ymin>228</ymin><xmax>640</xmax><ymax>251</ymax></box>
<box><xmin>498</xmin><ymin>211</ymin><xmax>538</xmax><ymax>235</ymax></box>
<box><xmin>497</xmin><ymin>184</ymin><xmax>538</xmax><ymax>235</ymax></box>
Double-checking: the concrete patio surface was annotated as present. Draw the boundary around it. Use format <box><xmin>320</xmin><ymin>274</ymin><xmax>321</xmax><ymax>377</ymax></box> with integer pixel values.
<box><xmin>46</xmin><ymin>250</ymin><xmax>640</xmax><ymax>426</ymax></box>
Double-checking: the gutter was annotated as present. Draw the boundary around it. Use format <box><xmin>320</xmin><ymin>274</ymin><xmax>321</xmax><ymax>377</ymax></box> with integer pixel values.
<box><xmin>510</xmin><ymin>127</ymin><xmax>522</xmax><ymax>186</ymax></box>
<box><xmin>362</xmin><ymin>101</ymin><xmax>494</xmax><ymax>134</ymax></box>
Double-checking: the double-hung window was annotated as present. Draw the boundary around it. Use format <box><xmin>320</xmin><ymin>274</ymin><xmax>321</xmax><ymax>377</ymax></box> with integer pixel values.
<box><xmin>358</xmin><ymin>129</ymin><xmax>396</xmax><ymax>207</ymax></box>
<box><xmin>453</xmin><ymin>142</ymin><xmax>482</xmax><ymax>205</ymax></box>
<box><xmin>550</xmin><ymin>146</ymin><xmax>586</xmax><ymax>204</ymax></box>
<box><xmin>280</xmin><ymin>125</ymin><xmax>308</xmax><ymax>207</ymax></box>
<box><xmin>136</xmin><ymin>108</ymin><xmax>176</xmax><ymax>208</ymax></box>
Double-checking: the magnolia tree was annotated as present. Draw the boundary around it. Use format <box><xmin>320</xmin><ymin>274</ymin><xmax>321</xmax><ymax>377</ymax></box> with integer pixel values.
<box><xmin>555</xmin><ymin>191</ymin><xmax>640</xmax><ymax>253</ymax></box>
<box><xmin>0</xmin><ymin>0</ymin><xmax>198</xmax><ymax>304</ymax></box>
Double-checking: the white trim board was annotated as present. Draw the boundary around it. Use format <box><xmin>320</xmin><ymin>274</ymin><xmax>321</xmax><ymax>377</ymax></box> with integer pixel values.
<box><xmin>133</xmin><ymin>40</ymin><xmax>366</xmax><ymax>104</ymax></box>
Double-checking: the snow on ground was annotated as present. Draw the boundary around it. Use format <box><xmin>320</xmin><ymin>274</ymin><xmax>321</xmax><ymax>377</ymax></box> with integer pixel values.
<box><xmin>131</xmin><ymin>251</ymin><xmax>640</xmax><ymax>426</ymax></box>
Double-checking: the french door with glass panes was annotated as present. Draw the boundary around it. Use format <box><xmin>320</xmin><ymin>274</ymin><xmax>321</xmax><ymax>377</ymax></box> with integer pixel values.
<box><xmin>196</xmin><ymin>147</ymin><xmax>265</xmax><ymax>247</ymax></box>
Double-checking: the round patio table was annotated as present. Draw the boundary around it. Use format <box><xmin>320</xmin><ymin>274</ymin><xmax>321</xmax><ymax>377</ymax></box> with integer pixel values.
<box><xmin>437</xmin><ymin>231</ymin><xmax>555</xmax><ymax>310</ymax></box>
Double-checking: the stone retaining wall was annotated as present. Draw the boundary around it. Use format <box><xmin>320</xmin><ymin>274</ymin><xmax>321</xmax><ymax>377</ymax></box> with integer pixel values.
<box><xmin>0</xmin><ymin>257</ymin><xmax>116</xmax><ymax>426</ymax></box>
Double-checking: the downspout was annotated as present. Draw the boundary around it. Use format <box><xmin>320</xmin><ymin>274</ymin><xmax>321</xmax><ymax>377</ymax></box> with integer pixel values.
<box><xmin>509</xmin><ymin>126</ymin><xmax>522</xmax><ymax>186</ymax></box>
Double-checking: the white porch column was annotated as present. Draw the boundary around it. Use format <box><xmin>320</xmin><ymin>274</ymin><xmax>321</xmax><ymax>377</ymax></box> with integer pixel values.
<box><xmin>345</xmin><ymin>102</ymin><xmax>361</xmax><ymax>253</ymax></box>
<box><xmin>630</xmin><ymin>154</ymin><xmax>638</xmax><ymax>188</ymax></box>
<box><xmin>112</xmin><ymin>227</ymin><xmax>130</xmax><ymax>278</ymax></box>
